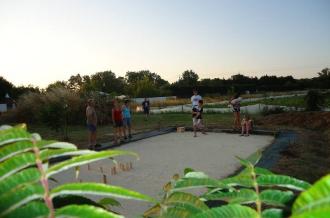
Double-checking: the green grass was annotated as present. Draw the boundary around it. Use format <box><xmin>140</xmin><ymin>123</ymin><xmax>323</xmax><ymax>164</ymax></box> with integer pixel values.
<box><xmin>204</xmin><ymin>93</ymin><xmax>330</xmax><ymax>109</ymax></box>
<box><xmin>26</xmin><ymin>113</ymin><xmax>238</xmax><ymax>147</ymax></box>
<box><xmin>203</xmin><ymin>96</ymin><xmax>306</xmax><ymax>108</ymax></box>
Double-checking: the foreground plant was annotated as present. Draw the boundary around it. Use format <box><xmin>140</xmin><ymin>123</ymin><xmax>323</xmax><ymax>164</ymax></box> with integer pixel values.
<box><xmin>0</xmin><ymin>124</ymin><xmax>155</xmax><ymax>218</ymax></box>
<box><xmin>144</xmin><ymin>152</ymin><xmax>330</xmax><ymax>218</ymax></box>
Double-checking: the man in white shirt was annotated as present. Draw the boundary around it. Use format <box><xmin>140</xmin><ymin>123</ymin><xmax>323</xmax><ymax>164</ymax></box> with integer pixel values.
<box><xmin>191</xmin><ymin>89</ymin><xmax>202</xmax><ymax>108</ymax></box>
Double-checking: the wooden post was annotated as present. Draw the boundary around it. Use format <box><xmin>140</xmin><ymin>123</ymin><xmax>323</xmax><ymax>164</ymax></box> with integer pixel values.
<box><xmin>111</xmin><ymin>166</ymin><xmax>117</xmax><ymax>175</ymax></box>
<box><xmin>103</xmin><ymin>174</ymin><xmax>107</xmax><ymax>184</ymax></box>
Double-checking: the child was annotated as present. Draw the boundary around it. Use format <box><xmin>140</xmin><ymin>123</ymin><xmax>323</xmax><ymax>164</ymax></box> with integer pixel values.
<box><xmin>192</xmin><ymin>100</ymin><xmax>207</xmax><ymax>137</ymax></box>
<box><xmin>122</xmin><ymin>99</ymin><xmax>132</xmax><ymax>139</ymax></box>
<box><xmin>142</xmin><ymin>98</ymin><xmax>150</xmax><ymax>120</ymax></box>
<box><xmin>241</xmin><ymin>114</ymin><xmax>253</xmax><ymax>136</ymax></box>
<box><xmin>112</xmin><ymin>99</ymin><xmax>124</xmax><ymax>144</ymax></box>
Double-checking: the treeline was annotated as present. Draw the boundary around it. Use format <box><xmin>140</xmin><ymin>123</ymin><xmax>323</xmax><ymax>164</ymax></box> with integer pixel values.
<box><xmin>1</xmin><ymin>68</ymin><xmax>330</xmax><ymax>100</ymax></box>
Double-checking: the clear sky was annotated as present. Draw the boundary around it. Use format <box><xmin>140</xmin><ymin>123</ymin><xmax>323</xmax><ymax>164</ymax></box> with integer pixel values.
<box><xmin>0</xmin><ymin>0</ymin><xmax>329</xmax><ymax>87</ymax></box>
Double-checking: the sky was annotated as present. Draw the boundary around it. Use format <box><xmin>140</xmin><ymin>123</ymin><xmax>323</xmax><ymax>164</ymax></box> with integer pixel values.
<box><xmin>0</xmin><ymin>0</ymin><xmax>329</xmax><ymax>88</ymax></box>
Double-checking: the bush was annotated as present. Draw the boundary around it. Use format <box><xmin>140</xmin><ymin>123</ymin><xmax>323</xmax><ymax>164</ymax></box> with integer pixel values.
<box><xmin>6</xmin><ymin>88</ymin><xmax>85</xmax><ymax>126</ymax></box>
<box><xmin>3</xmin><ymin>88</ymin><xmax>117</xmax><ymax>126</ymax></box>
<box><xmin>144</xmin><ymin>152</ymin><xmax>330</xmax><ymax>218</ymax></box>
<box><xmin>305</xmin><ymin>90</ymin><xmax>325</xmax><ymax>111</ymax></box>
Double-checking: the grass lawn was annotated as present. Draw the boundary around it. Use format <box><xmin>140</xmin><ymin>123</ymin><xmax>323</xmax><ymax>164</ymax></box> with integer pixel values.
<box><xmin>27</xmin><ymin>112</ymin><xmax>238</xmax><ymax>147</ymax></box>
<box><xmin>204</xmin><ymin>93</ymin><xmax>330</xmax><ymax>109</ymax></box>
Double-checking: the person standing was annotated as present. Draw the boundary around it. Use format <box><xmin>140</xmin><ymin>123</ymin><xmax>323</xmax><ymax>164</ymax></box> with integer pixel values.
<box><xmin>192</xmin><ymin>100</ymin><xmax>206</xmax><ymax>137</ymax></box>
<box><xmin>122</xmin><ymin>99</ymin><xmax>132</xmax><ymax>139</ymax></box>
<box><xmin>230</xmin><ymin>93</ymin><xmax>242</xmax><ymax>131</ymax></box>
<box><xmin>112</xmin><ymin>99</ymin><xmax>124</xmax><ymax>145</ymax></box>
<box><xmin>191</xmin><ymin>89</ymin><xmax>202</xmax><ymax>108</ymax></box>
<box><xmin>142</xmin><ymin>98</ymin><xmax>150</xmax><ymax>120</ymax></box>
<box><xmin>86</xmin><ymin>99</ymin><xmax>97</xmax><ymax>149</ymax></box>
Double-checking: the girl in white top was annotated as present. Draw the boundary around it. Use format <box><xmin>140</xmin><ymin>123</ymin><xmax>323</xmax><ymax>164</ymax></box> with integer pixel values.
<box><xmin>191</xmin><ymin>89</ymin><xmax>202</xmax><ymax>108</ymax></box>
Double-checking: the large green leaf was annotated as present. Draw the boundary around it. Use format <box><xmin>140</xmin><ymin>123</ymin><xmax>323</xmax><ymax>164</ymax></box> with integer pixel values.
<box><xmin>164</xmin><ymin>192</ymin><xmax>209</xmax><ymax>213</ymax></box>
<box><xmin>257</xmin><ymin>175</ymin><xmax>311</xmax><ymax>191</ymax></box>
<box><xmin>203</xmin><ymin>189</ymin><xmax>257</xmax><ymax>204</ymax></box>
<box><xmin>238</xmin><ymin>167</ymin><xmax>274</xmax><ymax>177</ymax></box>
<box><xmin>0</xmin><ymin>140</ymin><xmax>64</xmax><ymax>163</ymax></box>
<box><xmin>262</xmin><ymin>208</ymin><xmax>283</xmax><ymax>218</ymax></box>
<box><xmin>192</xmin><ymin>204</ymin><xmax>259</xmax><ymax>218</ymax></box>
<box><xmin>244</xmin><ymin>150</ymin><xmax>262</xmax><ymax>166</ymax></box>
<box><xmin>0</xmin><ymin>168</ymin><xmax>40</xmax><ymax>196</ymax></box>
<box><xmin>50</xmin><ymin>183</ymin><xmax>156</xmax><ymax>203</ymax></box>
<box><xmin>160</xmin><ymin>207</ymin><xmax>192</xmax><ymax>218</ymax></box>
<box><xmin>260</xmin><ymin>190</ymin><xmax>294</xmax><ymax>207</ymax></box>
<box><xmin>46</xmin><ymin>150</ymin><xmax>138</xmax><ymax>177</ymax></box>
<box><xmin>292</xmin><ymin>174</ymin><xmax>330</xmax><ymax>214</ymax></box>
<box><xmin>0</xmin><ymin>125</ymin><xmax>31</xmax><ymax>147</ymax></box>
<box><xmin>184</xmin><ymin>171</ymin><xmax>209</xmax><ymax>179</ymax></box>
<box><xmin>40</xmin><ymin>148</ymin><xmax>94</xmax><ymax>160</ymax></box>
<box><xmin>173</xmin><ymin>177</ymin><xmax>229</xmax><ymax>191</ymax></box>
<box><xmin>0</xmin><ymin>152</ymin><xmax>36</xmax><ymax>181</ymax></box>
<box><xmin>55</xmin><ymin>205</ymin><xmax>123</xmax><ymax>218</ymax></box>
<box><xmin>220</xmin><ymin>175</ymin><xmax>254</xmax><ymax>188</ymax></box>
<box><xmin>143</xmin><ymin>204</ymin><xmax>161</xmax><ymax>217</ymax></box>
<box><xmin>2</xmin><ymin>201</ymin><xmax>49</xmax><ymax>218</ymax></box>
<box><xmin>0</xmin><ymin>184</ymin><xmax>44</xmax><ymax>216</ymax></box>
<box><xmin>290</xmin><ymin>207</ymin><xmax>330</xmax><ymax>218</ymax></box>
<box><xmin>98</xmin><ymin>198</ymin><xmax>121</xmax><ymax>207</ymax></box>
<box><xmin>0</xmin><ymin>140</ymin><xmax>78</xmax><ymax>164</ymax></box>
<box><xmin>0</xmin><ymin>141</ymin><xmax>34</xmax><ymax>162</ymax></box>
<box><xmin>42</xmin><ymin>141</ymin><xmax>77</xmax><ymax>150</ymax></box>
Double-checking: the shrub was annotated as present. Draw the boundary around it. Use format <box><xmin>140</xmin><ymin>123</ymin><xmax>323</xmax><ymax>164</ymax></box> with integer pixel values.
<box><xmin>144</xmin><ymin>151</ymin><xmax>330</xmax><ymax>218</ymax></box>
<box><xmin>7</xmin><ymin>88</ymin><xmax>85</xmax><ymax>126</ymax></box>
<box><xmin>305</xmin><ymin>90</ymin><xmax>325</xmax><ymax>111</ymax></box>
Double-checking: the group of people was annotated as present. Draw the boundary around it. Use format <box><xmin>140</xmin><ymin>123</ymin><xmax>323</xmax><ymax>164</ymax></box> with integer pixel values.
<box><xmin>86</xmin><ymin>97</ymin><xmax>151</xmax><ymax>149</ymax></box>
<box><xmin>191</xmin><ymin>90</ymin><xmax>253</xmax><ymax>137</ymax></box>
<box><xmin>86</xmin><ymin>90</ymin><xmax>253</xmax><ymax>148</ymax></box>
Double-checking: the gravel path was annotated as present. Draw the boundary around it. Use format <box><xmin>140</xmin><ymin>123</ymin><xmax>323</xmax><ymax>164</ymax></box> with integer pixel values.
<box><xmin>52</xmin><ymin>132</ymin><xmax>273</xmax><ymax>217</ymax></box>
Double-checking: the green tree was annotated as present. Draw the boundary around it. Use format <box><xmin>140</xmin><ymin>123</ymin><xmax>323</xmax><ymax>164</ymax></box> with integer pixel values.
<box><xmin>133</xmin><ymin>76</ymin><xmax>160</xmax><ymax>97</ymax></box>
<box><xmin>317</xmin><ymin>68</ymin><xmax>330</xmax><ymax>89</ymax></box>
<box><xmin>46</xmin><ymin>81</ymin><xmax>68</xmax><ymax>92</ymax></box>
<box><xmin>67</xmin><ymin>74</ymin><xmax>83</xmax><ymax>92</ymax></box>
<box><xmin>125</xmin><ymin>70</ymin><xmax>169</xmax><ymax>96</ymax></box>
<box><xmin>90</xmin><ymin>71</ymin><xmax>125</xmax><ymax>94</ymax></box>
<box><xmin>179</xmin><ymin>70</ymin><xmax>199</xmax><ymax>87</ymax></box>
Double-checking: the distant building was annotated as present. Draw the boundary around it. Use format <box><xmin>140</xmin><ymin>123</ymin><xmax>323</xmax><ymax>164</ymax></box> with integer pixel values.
<box><xmin>0</xmin><ymin>93</ymin><xmax>16</xmax><ymax>113</ymax></box>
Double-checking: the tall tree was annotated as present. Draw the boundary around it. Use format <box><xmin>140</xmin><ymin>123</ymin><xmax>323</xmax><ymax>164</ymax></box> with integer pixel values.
<box><xmin>67</xmin><ymin>74</ymin><xmax>83</xmax><ymax>92</ymax></box>
<box><xmin>178</xmin><ymin>70</ymin><xmax>199</xmax><ymax>87</ymax></box>
<box><xmin>46</xmin><ymin>81</ymin><xmax>67</xmax><ymax>91</ymax></box>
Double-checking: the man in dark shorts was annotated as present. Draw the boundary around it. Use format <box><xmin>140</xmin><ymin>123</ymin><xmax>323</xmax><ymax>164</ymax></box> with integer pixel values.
<box><xmin>142</xmin><ymin>98</ymin><xmax>150</xmax><ymax>120</ymax></box>
<box><xmin>86</xmin><ymin>99</ymin><xmax>97</xmax><ymax>149</ymax></box>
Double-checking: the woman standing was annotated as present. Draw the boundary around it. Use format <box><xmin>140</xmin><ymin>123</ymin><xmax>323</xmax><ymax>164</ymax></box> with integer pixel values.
<box><xmin>230</xmin><ymin>93</ymin><xmax>242</xmax><ymax>131</ymax></box>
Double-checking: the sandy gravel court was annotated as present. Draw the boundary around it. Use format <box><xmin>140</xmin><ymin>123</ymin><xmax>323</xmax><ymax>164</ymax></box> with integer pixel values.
<box><xmin>52</xmin><ymin>132</ymin><xmax>274</xmax><ymax>217</ymax></box>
